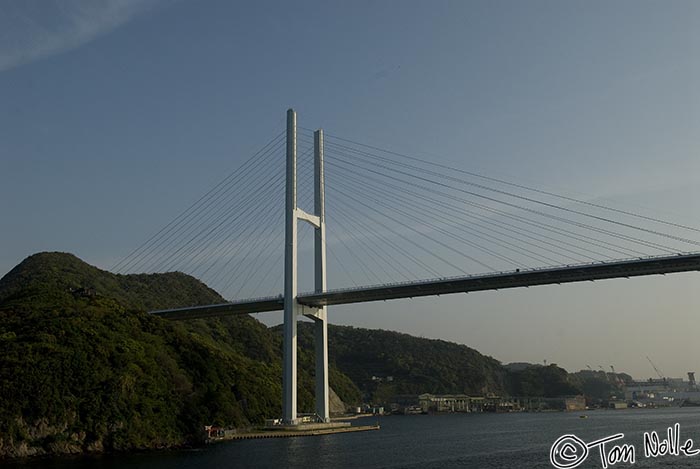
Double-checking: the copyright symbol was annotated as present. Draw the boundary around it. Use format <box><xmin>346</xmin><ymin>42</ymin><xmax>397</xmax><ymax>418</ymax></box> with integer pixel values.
<box><xmin>549</xmin><ymin>434</ymin><xmax>589</xmax><ymax>469</ymax></box>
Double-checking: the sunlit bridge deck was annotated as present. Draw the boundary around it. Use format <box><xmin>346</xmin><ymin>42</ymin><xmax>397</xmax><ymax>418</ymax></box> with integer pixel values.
<box><xmin>150</xmin><ymin>252</ymin><xmax>700</xmax><ymax>320</ymax></box>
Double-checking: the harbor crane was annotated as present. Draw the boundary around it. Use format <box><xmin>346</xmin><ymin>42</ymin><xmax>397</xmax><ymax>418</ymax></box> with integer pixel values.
<box><xmin>646</xmin><ymin>356</ymin><xmax>666</xmax><ymax>381</ymax></box>
<box><xmin>610</xmin><ymin>365</ymin><xmax>624</xmax><ymax>385</ymax></box>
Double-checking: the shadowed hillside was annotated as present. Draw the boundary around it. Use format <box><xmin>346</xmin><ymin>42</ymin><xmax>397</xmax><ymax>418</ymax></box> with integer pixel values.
<box><xmin>0</xmin><ymin>252</ymin><xmax>359</xmax><ymax>458</ymax></box>
<box><xmin>292</xmin><ymin>323</ymin><xmax>587</xmax><ymax>405</ymax></box>
<box><xmin>1</xmin><ymin>252</ymin><xmax>597</xmax><ymax>460</ymax></box>
<box><xmin>291</xmin><ymin>322</ymin><xmax>509</xmax><ymax>403</ymax></box>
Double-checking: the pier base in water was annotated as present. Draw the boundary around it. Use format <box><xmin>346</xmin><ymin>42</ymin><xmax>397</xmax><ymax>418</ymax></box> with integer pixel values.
<box><xmin>206</xmin><ymin>422</ymin><xmax>379</xmax><ymax>442</ymax></box>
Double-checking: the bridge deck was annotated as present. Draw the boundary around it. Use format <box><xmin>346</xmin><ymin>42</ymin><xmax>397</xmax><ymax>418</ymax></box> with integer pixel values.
<box><xmin>150</xmin><ymin>253</ymin><xmax>700</xmax><ymax>320</ymax></box>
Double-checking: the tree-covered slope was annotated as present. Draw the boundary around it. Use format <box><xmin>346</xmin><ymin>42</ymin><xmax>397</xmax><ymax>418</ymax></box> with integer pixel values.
<box><xmin>0</xmin><ymin>252</ymin><xmax>358</xmax><ymax>458</ymax></box>
<box><xmin>293</xmin><ymin>323</ymin><xmax>588</xmax><ymax>404</ymax></box>
<box><xmin>292</xmin><ymin>323</ymin><xmax>511</xmax><ymax>403</ymax></box>
<box><xmin>506</xmin><ymin>364</ymin><xmax>582</xmax><ymax>397</ymax></box>
<box><xmin>0</xmin><ymin>252</ymin><xmax>223</xmax><ymax>312</ymax></box>
<box><xmin>0</xmin><ymin>252</ymin><xmax>596</xmax><ymax>459</ymax></box>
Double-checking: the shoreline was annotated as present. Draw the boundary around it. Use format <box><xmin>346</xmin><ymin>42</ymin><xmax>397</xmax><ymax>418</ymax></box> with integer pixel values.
<box><xmin>4</xmin><ymin>406</ymin><xmax>693</xmax><ymax>462</ymax></box>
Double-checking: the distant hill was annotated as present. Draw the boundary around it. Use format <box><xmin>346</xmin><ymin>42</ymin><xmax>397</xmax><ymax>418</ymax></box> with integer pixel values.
<box><xmin>569</xmin><ymin>370</ymin><xmax>631</xmax><ymax>402</ymax></box>
<box><xmin>0</xmin><ymin>252</ymin><xmax>359</xmax><ymax>458</ymax></box>
<box><xmin>504</xmin><ymin>362</ymin><xmax>539</xmax><ymax>372</ymax></box>
<box><xmin>290</xmin><ymin>324</ymin><xmax>588</xmax><ymax>403</ymax></box>
<box><xmin>291</xmin><ymin>323</ymin><xmax>510</xmax><ymax>403</ymax></box>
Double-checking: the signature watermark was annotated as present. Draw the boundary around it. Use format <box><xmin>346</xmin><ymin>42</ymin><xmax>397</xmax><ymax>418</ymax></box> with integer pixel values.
<box><xmin>549</xmin><ymin>423</ymin><xmax>700</xmax><ymax>468</ymax></box>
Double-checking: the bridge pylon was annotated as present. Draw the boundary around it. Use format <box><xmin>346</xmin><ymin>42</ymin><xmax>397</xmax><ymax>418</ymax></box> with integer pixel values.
<box><xmin>283</xmin><ymin>109</ymin><xmax>329</xmax><ymax>424</ymax></box>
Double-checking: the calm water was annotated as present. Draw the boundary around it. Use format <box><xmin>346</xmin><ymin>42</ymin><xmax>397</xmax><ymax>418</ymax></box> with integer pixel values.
<box><xmin>8</xmin><ymin>408</ymin><xmax>700</xmax><ymax>468</ymax></box>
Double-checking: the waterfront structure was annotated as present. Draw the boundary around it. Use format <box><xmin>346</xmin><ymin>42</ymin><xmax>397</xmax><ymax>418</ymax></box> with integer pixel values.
<box><xmin>564</xmin><ymin>396</ymin><xmax>586</xmax><ymax>411</ymax></box>
<box><xmin>624</xmin><ymin>378</ymin><xmax>700</xmax><ymax>406</ymax></box>
<box><xmin>416</xmin><ymin>394</ymin><xmax>523</xmax><ymax>413</ymax></box>
<box><xmin>418</xmin><ymin>393</ymin><xmax>482</xmax><ymax>413</ymax></box>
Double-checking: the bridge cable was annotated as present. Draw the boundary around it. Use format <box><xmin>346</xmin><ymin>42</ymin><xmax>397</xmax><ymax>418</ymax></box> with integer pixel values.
<box><xmin>317</xmin><ymin>144</ymin><xmax>650</xmax><ymax>259</ymax></box>
<box><xmin>118</xmin><ymin>135</ymin><xmax>285</xmax><ymax>273</ymax></box>
<box><xmin>146</xmin><ymin>142</ymin><xmax>284</xmax><ymax>273</ymax></box>
<box><xmin>324</xmin><ymin>158</ymin><xmax>605</xmax><ymax>263</ymax></box>
<box><xmin>327</xmin><ymin>163</ymin><xmax>579</xmax><ymax>267</ymax></box>
<box><xmin>322</xmin><ymin>140</ymin><xmax>700</xmax><ymax>250</ymax></box>
<box><xmin>322</xmin><ymin>148</ymin><xmax>680</xmax><ymax>254</ymax></box>
<box><xmin>150</xmin><ymin>163</ymin><xmax>284</xmax><ymax>274</ymax></box>
<box><xmin>203</xmin><ymin>176</ymin><xmax>285</xmax><ymax>289</ymax></box>
<box><xmin>314</xmin><ymin>143</ymin><xmax>649</xmax><ymax>259</ymax></box>
<box><xmin>294</xmin><ymin>157</ymin><xmax>416</xmax><ymax>283</ymax></box>
<box><xmin>300</xmin><ymin>133</ymin><xmax>653</xmax><ymax>259</ymax></box>
<box><xmin>320</xmin><ymin>180</ymin><xmax>446</xmax><ymax>278</ymax></box>
<box><xmin>328</xmin><ymin>184</ymin><xmax>481</xmax><ymax>273</ymax></box>
<box><xmin>191</xmin><ymin>151</ymin><xmax>287</xmax><ymax>280</ymax></box>
<box><xmin>326</xmin><ymin>169</ymin><xmax>535</xmax><ymax>268</ymax></box>
<box><xmin>112</xmin><ymin>130</ymin><xmax>285</xmax><ymax>273</ymax></box>
<box><xmin>312</xmin><ymin>131</ymin><xmax>700</xmax><ymax>235</ymax></box>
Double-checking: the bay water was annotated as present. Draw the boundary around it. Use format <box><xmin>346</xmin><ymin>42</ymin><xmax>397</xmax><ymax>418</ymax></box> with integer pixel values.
<box><xmin>8</xmin><ymin>407</ymin><xmax>700</xmax><ymax>468</ymax></box>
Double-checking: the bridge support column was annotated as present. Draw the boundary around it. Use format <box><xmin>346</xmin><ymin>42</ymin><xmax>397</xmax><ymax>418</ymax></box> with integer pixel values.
<box><xmin>283</xmin><ymin>111</ymin><xmax>329</xmax><ymax>425</ymax></box>
<box><xmin>313</xmin><ymin>312</ymin><xmax>329</xmax><ymax>421</ymax></box>
<box><xmin>312</xmin><ymin>129</ymin><xmax>329</xmax><ymax>422</ymax></box>
<box><xmin>283</xmin><ymin>109</ymin><xmax>299</xmax><ymax>425</ymax></box>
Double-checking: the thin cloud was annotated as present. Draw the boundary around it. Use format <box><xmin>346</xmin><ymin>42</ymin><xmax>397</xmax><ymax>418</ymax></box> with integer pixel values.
<box><xmin>0</xmin><ymin>0</ymin><xmax>163</xmax><ymax>73</ymax></box>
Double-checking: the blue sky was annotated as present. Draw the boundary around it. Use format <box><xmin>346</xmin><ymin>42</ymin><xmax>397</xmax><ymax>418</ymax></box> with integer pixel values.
<box><xmin>1</xmin><ymin>0</ymin><xmax>699</xmax><ymax>378</ymax></box>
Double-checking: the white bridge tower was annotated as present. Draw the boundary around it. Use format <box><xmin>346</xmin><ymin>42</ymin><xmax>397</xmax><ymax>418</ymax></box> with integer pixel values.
<box><xmin>283</xmin><ymin>109</ymin><xmax>329</xmax><ymax>424</ymax></box>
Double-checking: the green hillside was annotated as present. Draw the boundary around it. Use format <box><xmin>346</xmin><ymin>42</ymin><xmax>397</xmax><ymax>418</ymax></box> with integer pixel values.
<box><xmin>0</xmin><ymin>252</ymin><xmax>594</xmax><ymax>460</ymax></box>
<box><xmin>0</xmin><ymin>252</ymin><xmax>358</xmax><ymax>458</ymax></box>
<box><xmin>294</xmin><ymin>324</ymin><xmax>587</xmax><ymax>404</ymax></box>
<box><xmin>293</xmin><ymin>323</ymin><xmax>509</xmax><ymax>403</ymax></box>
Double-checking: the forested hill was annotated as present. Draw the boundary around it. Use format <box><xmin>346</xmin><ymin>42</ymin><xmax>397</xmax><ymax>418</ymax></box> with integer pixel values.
<box><xmin>292</xmin><ymin>324</ymin><xmax>599</xmax><ymax>402</ymax></box>
<box><xmin>0</xmin><ymin>252</ymin><xmax>359</xmax><ymax>459</ymax></box>
<box><xmin>0</xmin><ymin>251</ymin><xmax>223</xmax><ymax>311</ymax></box>
<box><xmin>0</xmin><ymin>252</ymin><xmax>604</xmax><ymax>460</ymax></box>
<box><xmin>293</xmin><ymin>323</ymin><xmax>510</xmax><ymax>403</ymax></box>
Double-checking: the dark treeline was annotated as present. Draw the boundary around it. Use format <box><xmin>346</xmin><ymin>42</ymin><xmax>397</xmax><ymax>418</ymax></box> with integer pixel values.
<box><xmin>0</xmin><ymin>253</ymin><xmax>358</xmax><ymax>458</ymax></box>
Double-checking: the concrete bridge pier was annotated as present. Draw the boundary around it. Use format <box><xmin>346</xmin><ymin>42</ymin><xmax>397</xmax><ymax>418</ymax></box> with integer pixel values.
<box><xmin>283</xmin><ymin>109</ymin><xmax>330</xmax><ymax>424</ymax></box>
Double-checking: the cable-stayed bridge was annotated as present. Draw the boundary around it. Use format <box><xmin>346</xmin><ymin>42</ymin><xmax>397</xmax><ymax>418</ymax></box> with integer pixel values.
<box><xmin>112</xmin><ymin>110</ymin><xmax>700</xmax><ymax>426</ymax></box>
<box><xmin>150</xmin><ymin>252</ymin><xmax>700</xmax><ymax>319</ymax></box>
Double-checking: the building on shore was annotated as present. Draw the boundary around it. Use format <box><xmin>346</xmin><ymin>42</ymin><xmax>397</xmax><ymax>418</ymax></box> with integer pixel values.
<box><xmin>388</xmin><ymin>394</ymin><xmax>587</xmax><ymax>413</ymax></box>
<box><xmin>515</xmin><ymin>396</ymin><xmax>586</xmax><ymax>412</ymax></box>
<box><xmin>415</xmin><ymin>394</ymin><xmax>522</xmax><ymax>413</ymax></box>
<box><xmin>623</xmin><ymin>376</ymin><xmax>700</xmax><ymax>407</ymax></box>
<box><xmin>564</xmin><ymin>396</ymin><xmax>586</xmax><ymax>411</ymax></box>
